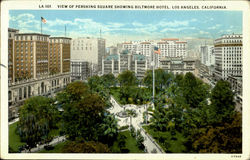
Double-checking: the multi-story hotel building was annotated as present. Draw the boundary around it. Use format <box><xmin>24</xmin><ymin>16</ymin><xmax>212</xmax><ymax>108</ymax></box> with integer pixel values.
<box><xmin>160</xmin><ymin>57</ymin><xmax>195</xmax><ymax>75</ymax></box>
<box><xmin>49</xmin><ymin>37</ymin><xmax>71</xmax><ymax>74</ymax></box>
<box><xmin>121</xmin><ymin>38</ymin><xmax>187</xmax><ymax>69</ymax></box>
<box><xmin>157</xmin><ymin>38</ymin><xmax>187</xmax><ymax>58</ymax></box>
<box><xmin>102</xmin><ymin>51</ymin><xmax>148</xmax><ymax>79</ymax></box>
<box><xmin>13</xmin><ymin>33</ymin><xmax>50</xmax><ymax>81</ymax></box>
<box><xmin>71</xmin><ymin>37</ymin><xmax>106</xmax><ymax>74</ymax></box>
<box><xmin>214</xmin><ymin>34</ymin><xmax>242</xmax><ymax>81</ymax></box>
<box><xmin>8</xmin><ymin>28</ymin><xmax>19</xmax><ymax>83</ymax></box>
<box><xmin>8</xmin><ymin>28</ymin><xmax>71</xmax><ymax>120</ymax></box>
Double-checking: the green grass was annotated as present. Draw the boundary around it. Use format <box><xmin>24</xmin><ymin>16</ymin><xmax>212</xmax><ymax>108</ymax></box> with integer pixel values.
<box><xmin>111</xmin><ymin>130</ymin><xmax>144</xmax><ymax>153</ymax></box>
<box><xmin>143</xmin><ymin>125</ymin><xmax>187</xmax><ymax>153</ymax></box>
<box><xmin>9</xmin><ymin>122</ymin><xmax>26</xmax><ymax>152</ymax></box>
<box><xmin>38</xmin><ymin>141</ymin><xmax>68</xmax><ymax>153</ymax></box>
<box><xmin>9</xmin><ymin>121</ymin><xmax>61</xmax><ymax>153</ymax></box>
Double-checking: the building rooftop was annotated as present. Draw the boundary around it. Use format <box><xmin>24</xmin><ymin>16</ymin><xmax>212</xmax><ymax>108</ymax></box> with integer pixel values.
<box><xmin>133</xmin><ymin>54</ymin><xmax>146</xmax><ymax>61</ymax></box>
<box><xmin>8</xmin><ymin>28</ymin><xmax>19</xmax><ymax>32</ymax></box>
<box><xmin>161</xmin><ymin>38</ymin><xmax>179</xmax><ymax>41</ymax></box>
<box><xmin>176</xmin><ymin>41</ymin><xmax>187</xmax><ymax>44</ymax></box>
<box><xmin>160</xmin><ymin>57</ymin><xmax>196</xmax><ymax>62</ymax></box>
<box><xmin>105</xmin><ymin>54</ymin><xmax>119</xmax><ymax>61</ymax></box>
<box><xmin>140</xmin><ymin>42</ymin><xmax>151</xmax><ymax>44</ymax></box>
<box><xmin>15</xmin><ymin>33</ymin><xmax>50</xmax><ymax>37</ymax></box>
<box><xmin>157</xmin><ymin>41</ymin><xmax>168</xmax><ymax>44</ymax></box>
<box><xmin>50</xmin><ymin>37</ymin><xmax>72</xmax><ymax>40</ymax></box>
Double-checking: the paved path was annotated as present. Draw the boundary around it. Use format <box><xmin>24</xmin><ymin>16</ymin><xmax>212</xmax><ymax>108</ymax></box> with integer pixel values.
<box><xmin>9</xmin><ymin>117</ymin><xmax>19</xmax><ymax>125</ymax></box>
<box><xmin>21</xmin><ymin>136</ymin><xmax>66</xmax><ymax>153</ymax></box>
<box><xmin>108</xmin><ymin>96</ymin><xmax>164</xmax><ymax>153</ymax></box>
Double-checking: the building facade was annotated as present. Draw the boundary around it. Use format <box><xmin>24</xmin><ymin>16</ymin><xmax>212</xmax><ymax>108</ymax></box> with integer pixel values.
<box><xmin>214</xmin><ymin>34</ymin><xmax>242</xmax><ymax>80</ymax></box>
<box><xmin>159</xmin><ymin>57</ymin><xmax>195</xmax><ymax>75</ymax></box>
<box><xmin>8</xmin><ymin>28</ymin><xmax>19</xmax><ymax>83</ymax></box>
<box><xmin>157</xmin><ymin>38</ymin><xmax>187</xmax><ymax>58</ymax></box>
<box><xmin>8</xmin><ymin>28</ymin><xmax>71</xmax><ymax>120</ymax></box>
<box><xmin>200</xmin><ymin>45</ymin><xmax>215</xmax><ymax>66</ymax></box>
<box><xmin>71</xmin><ymin>61</ymin><xmax>90</xmax><ymax>81</ymax></box>
<box><xmin>71</xmin><ymin>37</ymin><xmax>106</xmax><ymax>73</ymax></box>
<box><xmin>102</xmin><ymin>51</ymin><xmax>148</xmax><ymax>79</ymax></box>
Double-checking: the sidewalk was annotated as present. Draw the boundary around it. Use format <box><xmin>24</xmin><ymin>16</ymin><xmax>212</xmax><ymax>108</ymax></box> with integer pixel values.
<box><xmin>9</xmin><ymin>117</ymin><xmax>19</xmax><ymax>125</ymax></box>
<box><xmin>21</xmin><ymin>136</ymin><xmax>66</xmax><ymax>153</ymax></box>
<box><xmin>109</xmin><ymin>96</ymin><xmax>164</xmax><ymax>153</ymax></box>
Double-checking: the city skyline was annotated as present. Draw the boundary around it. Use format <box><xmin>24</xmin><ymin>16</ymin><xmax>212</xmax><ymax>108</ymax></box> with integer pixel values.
<box><xmin>9</xmin><ymin>10</ymin><xmax>242</xmax><ymax>46</ymax></box>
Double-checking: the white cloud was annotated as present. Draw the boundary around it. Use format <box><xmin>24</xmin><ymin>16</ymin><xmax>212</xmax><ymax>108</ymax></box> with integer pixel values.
<box><xmin>158</xmin><ymin>20</ymin><xmax>189</xmax><ymax>27</ymax></box>
<box><xmin>208</xmin><ymin>24</ymin><xmax>221</xmax><ymax>30</ymax></box>
<box><xmin>132</xmin><ymin>22</ymin><xmax>143</xmax><ymax>27</ymax></box>
<box><xmin>191</xmin><ymin>18</ymin><xmax>197</xmax><ymax>22</ymax></box>
<box><xmin>161</xmin><ymin>27</ymin><xmax>196</xmax><ymax>33</ymax></box>
<box><xmin>199</xmin><ymin>31</ymin><xmax>210</xmax><ymax>35</ymax></box>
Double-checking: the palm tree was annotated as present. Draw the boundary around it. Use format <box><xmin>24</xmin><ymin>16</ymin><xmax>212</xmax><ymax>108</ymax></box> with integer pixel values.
<box><xmin>100</xmin><ymin>114</ymin><xmax>118</xmax><ymax>145</ymax></box>
<box><xmin>125</xmin><ymin>109</ymin><xmax>137</xmax><ymax>129</ymax></box>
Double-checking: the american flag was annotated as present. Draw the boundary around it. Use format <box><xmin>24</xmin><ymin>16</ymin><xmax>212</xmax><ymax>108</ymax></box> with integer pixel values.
<box><xmin>154</xmin><ymin>46</ymin><xmax>160</xmax><ymax>54</ymax></box>
<box><xmin>41</xmin><ymin>17</ymin><xmax>47</xmax><ymax>24</ymax></box>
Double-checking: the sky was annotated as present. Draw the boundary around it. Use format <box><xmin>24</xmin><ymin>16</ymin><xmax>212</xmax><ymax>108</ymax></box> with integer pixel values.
<box><xmin>9</xmin><ymin>10</ymin><xmax>242</xmax><ymax>46</ymax></box>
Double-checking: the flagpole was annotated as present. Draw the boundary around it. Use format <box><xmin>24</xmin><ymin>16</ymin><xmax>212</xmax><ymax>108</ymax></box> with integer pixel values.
<box><xmin>41</xmin><ymin>17</ymin><xmax>42</xmax><ymax>34</ymax></box>
<box><xmin>152</xmin><ymin>48</ymin><xmax>155</xmax><ymax>105</ymax></box>
<box><xmin>65</xmin><ymin>25</ymin><xmax>66</xmax><ymax>37</ymax></box>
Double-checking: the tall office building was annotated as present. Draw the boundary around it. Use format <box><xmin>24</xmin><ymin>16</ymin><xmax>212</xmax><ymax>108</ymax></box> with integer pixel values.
<box><xmin>8</xmin><ymin>28</ymin><xmax>19</xmax><ymax>83</ymax></box>
<box><xmin>8</xmin><ymin>28</ymin><xmax>71</xmax><ymax>119</ymax></box>
<box><xmin>13</xmin><ymin>33</ymin><xmax>50</xmax><ymax>80</ymax></box>
<box><xmin>157</xmin><ymin>38</ymin><xmax>187</xmax><ymax>58</ymax></box>
<box><xmin>214</xmin><ymin>34</ymin><xmax>242</xmax><ymax>80</ymax></box>
<box><xmin>121</xmin><ymin>38</ymin><xmax>187</xmax><ymax>68</ymax></box>
<box><xmin>49</xmin><ymin>37</ymin><xmax>71</xmax><ymax>74</ymax></box>
<box><xmin>102</xmin><ymin>51</ymin><xmax>148</xmax><ymax>79</ymax></box>
<box><xmin>71</xmin><ymin>37</ymin><xmax>106</xmax><ymax>73</ymax></box>
<box><xmin>200</xmin><ymin>45</ymin><xmax>215</xmax><ymax>66</ymax></box>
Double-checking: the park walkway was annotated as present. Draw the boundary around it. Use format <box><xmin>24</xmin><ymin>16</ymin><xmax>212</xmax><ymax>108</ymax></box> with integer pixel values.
<box><xmin>108</xmin><ymin>96</ymin><xmax>164</xmax><ymax>153</ymax></box>
<box><xmin>21</xmin><ymin>136</ymin><xmax>66</xmax><ymax>153</ymax></box>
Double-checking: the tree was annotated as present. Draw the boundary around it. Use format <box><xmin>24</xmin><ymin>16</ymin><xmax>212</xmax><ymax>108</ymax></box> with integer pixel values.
<box><xmin>192</xmin><ymin>113</ymin><xmax>242</xmax><ymax>153</ymax></box>
<box><xmin>143</xmin><ymin>69</ymin><xmax>172</xmax><ymax>93</ymax></box>
<box><xmin>101</xmin><ymin>73</ymin><xmax>117</xmax><ymax>88</ymax></box>
<box><xmin>181</xmin><ymin>72</ymin><xmax>209</xmax><ymax>108</ymax></box>
<box><xmin>88</xmin><ymin>75</ymin><xmax>102</xmax><ymax>92</ymax></box>
<box><xmin>99</xmin><ymin>113</ymin><xmax>119</xmax><ymax>146</ymax></box>
<box><xmin>17</xmin><ymin>96</ymin><xmax>58</xmax><ymax>148</ymax></box>
<box><xmin>125</xmin><ymin>109</ymin><xmax>137</xmax><ymax>128</ymax></box>
<box><xmin>62</xmin><ymin>93</ymin><xmax>105</xmax><ymax>141</ymax></box>
<box><xmin>62</xmin><ymin>140</ymin><xmax>110</xmax><ymax>153</ymax></box>
<box><xmin>210</xmin><ymin>80</ymin><xmax>235</xmax><ymax>123</ymax></box>
<box><xmin>118</xmin><ymin>70</ymin><xmax>137</xmax><ymax>87</ymax></box>
<box><xmin>64</xmin><ymin>81</ymin><xmax>90</xmax><ymax>101</ymax></box>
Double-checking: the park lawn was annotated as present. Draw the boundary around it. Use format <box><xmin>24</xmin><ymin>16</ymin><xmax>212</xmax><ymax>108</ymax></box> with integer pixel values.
<box><xmin>38</xmin><ymin>141</ymin><xmax>68</xmax><ymax>153</ymax></box>
<box><xmin>9</xmin><ymin>122</ymin><xmax>26</xmax><ymax>152</ymax></box>
<box><xmin>111</xmin><ymin>130</ymin><xmax>144</xmax><ymax>153</ymax></box>
<box><xmin>9</xmin><ymin>121</ymin><xmax>61</xmax><ymax>153</ymax></box>
<box><xmin>143</xmin><ymin>125</ymin><xmax>187</xmax><ymax>153</ymax></box>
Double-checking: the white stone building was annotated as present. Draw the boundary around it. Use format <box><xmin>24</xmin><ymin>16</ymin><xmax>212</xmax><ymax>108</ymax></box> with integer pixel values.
<box><xmin>102</xmin><ymin>51</ymin><xmax>148</xmax><ymax>79</ymax></box>
<box><xmin>214</xmin><ymin>34</ymin><xmax>242</xmax><ymax>80</ymax></box>
<box><xmin>200</xmin><ymin>45</ymin><xmax>215</xmax><ymax>66</ymax></box>
<box><xmin>159</xmin><ymin>57</ymin><xmax>195</xmax><ymax>75</ymax></box>
<box><xmin>71</xmin><ymin>37</ymin><xmax>106</xmax><ymax>73</ymax></box>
